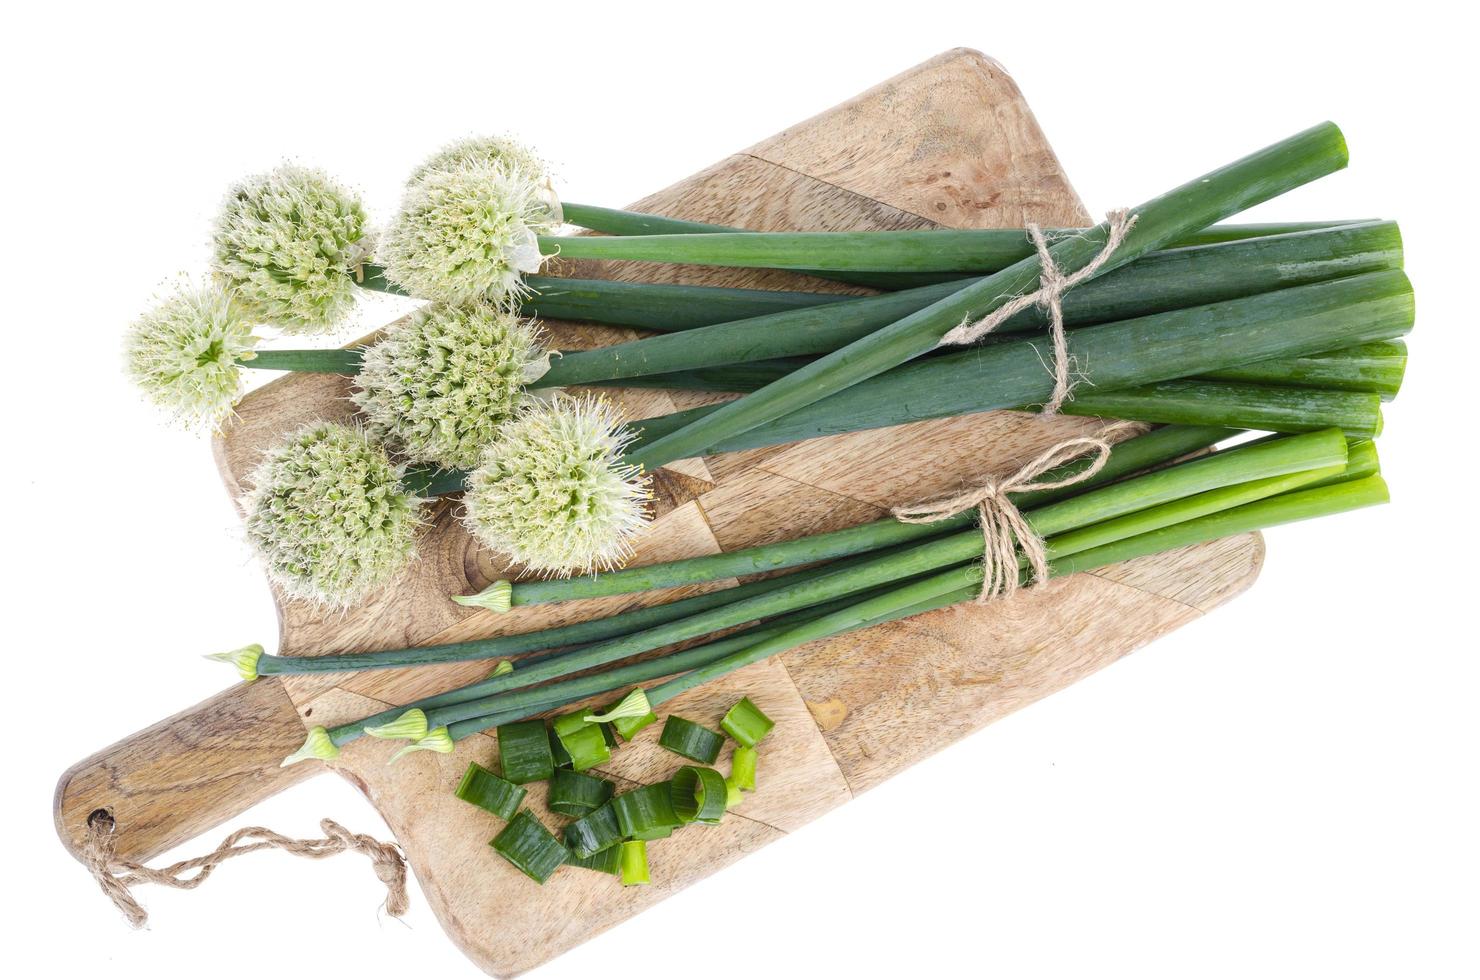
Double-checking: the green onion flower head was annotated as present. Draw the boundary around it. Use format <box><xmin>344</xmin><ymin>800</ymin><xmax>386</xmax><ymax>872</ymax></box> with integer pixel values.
<box><xmin>124</xmin><ymin>284</ymin><xmax>259</xmax><ymax>429</ymax></box>
<box><xmin>464</xmin><ymin>394</ymin><xmax>650</xmax><ymax>576</ymax></box>
<box><xmin>408</xmin><ymin>135</ymin><xmax>552</xmax><ymax>194</ymax></box>
<box><xmin>212</xmin><ymin>165</ymin><xmax>371</xmax><ymax>333</ymax></box>
<box><xmin>378</xmin><ymin>159</ymin><xmax>560</xmax><ymax>307</ymax></box>
<box><xmin>243</xmin><ymin>423</ymin><xmax>423</xmax><ymax>607</ymax></box>
<box><xmin>352</xmin><ymin>302</ymin><xmax>552</xmax><ymax>470</ymax></box>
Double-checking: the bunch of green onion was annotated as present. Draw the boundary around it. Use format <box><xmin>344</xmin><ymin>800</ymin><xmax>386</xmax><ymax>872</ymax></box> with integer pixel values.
<box><xmin>131</xmin><ymin>123</ymin><xmax>1412</xmax><ymax>606</ymax></box>
<box><xmin>247</xmin><ymin>423</ymin><xmax>1386</xmax><ymax>776</ymax></box>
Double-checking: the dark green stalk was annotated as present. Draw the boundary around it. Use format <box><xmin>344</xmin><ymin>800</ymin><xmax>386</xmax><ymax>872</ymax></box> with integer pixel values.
<box><xmin>622</xmin><ymin>123</ymin><xmax>1353</xmax><ymax>470</ymax></box>
<box><xmin>518</xmin><ymin>276</ymin><xmax>851</xmax><ymax>331</ymax></box>
<box><xmin>469</xmin><ymin>424</ymin><xmax>1235</xmax><ymax>610</ymax></box>
<box><xmin>1198</xmin><ymin>340</ymin><xmax>1407</xmax><ymax>400</ymax></box>
<box><xmin>622</xmin><ymin>338</ymin><xmax>1409</xmax><ymax>399</ymax></box>
<box><xmin>1063</xmin><ymin>380</ymin><xmax>1383</xmax><ymax>438</ymax></box>
<box><xmin>539</xmin><ymin>219</ymin><xmax>1375</xmax><ymax>274</ymax></box>
<box><xmin>554</xmin><ymin>203</ymin><xmax>950</xmax><ymax>290</ymax></box>
<box><xmin>244</xmin><ymin>348</ymin><xmax>364</xmax><ymax>373</ymax></box>
<box><xmin>622</xmin><ymin>268</ymin><xmax>1413</xmax><ymax>457</ymax></box>
<box><xmin>537</xmin><ymin>221</ymin><xmax>1401</xmax><ymax>386</ymax></box>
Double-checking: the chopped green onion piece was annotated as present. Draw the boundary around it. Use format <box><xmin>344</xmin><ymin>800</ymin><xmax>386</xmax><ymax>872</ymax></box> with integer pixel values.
<box><xmin>659</xmin><ymin>716</ymin><xmax>726</xmax><ymax>764</ymax></box>
<box><xmin>611</xmin><ymin>782</ymin><xmax>680</xmax><ymax>838</ymax></box>
<box><xmin>600</xmin><ymin>721</ymin><xmax>619</xmax><ymax>749</ymax></box>
<box><xmin>721</xmin><ymin>697</ymin><xmax>774</xmax><ymax>748</ymax></box>
<box><xmin>455</xmin><ymin>762</ymin><xmax>527</xmax><ymax>819</ymax></box>
<box><xmin>497</xmin><ymin>720</ymin><xmax>555</xmax><ymax>784</ymax></box>
<box><xmin>490</xmin><ymin>660</ymin><xmax>514</xmax><ymax>677</ymax></box>
<box><xmin>670</xmin><ymin>766</ymin><xmax>728</xmax><ymax>825</ymax></box>
<box><xmin>548</xmin><ymin>769</ymin><xmax>614</xmax><ymax>817</ymax></box>
<box><xmin>566</xmin><ymin>844</ymin><xmax>621</xmax><ymax>875</ymax></box>
<box><xmin>730</xmin><ymin>746</ymin><xmax>758</xmax><ymax>792</ymax></box>
<box><xmin>725</xmin><ymin>777</ymin><xmax>743</xmax><ymax>809</ymax></box>
<box><xmin>553</xmin><ymin>712</ymin><xmax>612</xmax><ymax>772</ymax></box>
<box><xmin>491</xmin><ymin>810</ymin><xmax>568</xmax><ymax>885</ymax></box>
<box><xmin>619</xmin><ymin>840</ymin><xmax>650</xmax><ymax>887</ymax></box>
<box><xmin>563</xmin><ymin>801</ymin><xmax>622</xmax><ymax>858</ymax></box>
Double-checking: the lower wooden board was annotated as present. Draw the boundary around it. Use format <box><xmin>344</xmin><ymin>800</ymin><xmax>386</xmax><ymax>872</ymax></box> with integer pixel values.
<box><xmin>54</xmin><ymin>48</ymin><xmax>1262</xmax><ymax>977</ymax></box>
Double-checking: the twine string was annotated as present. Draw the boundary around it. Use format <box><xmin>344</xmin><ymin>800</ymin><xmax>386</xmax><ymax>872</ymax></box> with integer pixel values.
<box><xmin>80</xmin><ymin>810</ymin><xmax>408</xmax><ymax>928</ymax></box>
<box><xmin>892</xmin><ymin>422</ymin><xmax>1138</xmax><ymax>602</ymax></box>
<box><xmin>939</xmin><ymin>210</ymin><xmax>1139</xmax><ymax>414</ymax></box>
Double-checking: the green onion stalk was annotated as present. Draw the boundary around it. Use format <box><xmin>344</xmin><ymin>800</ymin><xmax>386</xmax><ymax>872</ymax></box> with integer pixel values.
<box><xmin>321</xmin><ymin>432</ymin><xmax>1385</xmax><ymax>761</ymax></box>
<box><xmin>618</xmin><ymin>122</ymin><xmax>1355</xmax><ymax>477</ymax></box>
<box><xmin>1198</xmin><ymin>340</ymin><xmax>1407</xmax><ymax>400</ymax></box>
<box><xmin>280</xmin><ymin>428</ymin><xmax>1361</xmax><ymax>763</ymax></box>
<box><xmin>460</xmin><ymin>263</ymin><xmax>1412</xmax><ymax>579</ymax></box>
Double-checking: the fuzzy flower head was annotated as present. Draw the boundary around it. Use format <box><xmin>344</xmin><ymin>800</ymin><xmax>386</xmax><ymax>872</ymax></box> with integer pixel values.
<box><xmin>408</xmin><ymin>135</ymin><xmax>551</xmax><ymax>192</ymax></box>
<box><xmin>124</xmin><ymin>284</ymin><xmax>259</xmax><ymax>429</ymax></box>
<box><xmin>352</xmin><ymin>303</ymin><xmax>551</xmax><ymax>471</ymax></box>
<box><xmin>378</xmin><ymin>160</ymin><xmax>560</xmax><ymax>307</ymax></box>
<box><xmin>463</xmin><ymin>395</ymin><xmax>650</xmax><ymax>576</ymax></box>
<box><xmin>212</xmin><ymin>165</ymin><xmax>371</xmax><ymax>333</ymax></box>
<box><xmin>243</xmin><ymin>423</ymin><xmax>423</xmax><ymax>606</ymax></box>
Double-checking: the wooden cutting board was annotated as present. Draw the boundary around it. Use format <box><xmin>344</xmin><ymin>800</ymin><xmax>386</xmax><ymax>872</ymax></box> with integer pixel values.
<box><xmin>56</xmin><ymin>48</ymin><xmax>1263</xmax><ymax>977</ymax></box>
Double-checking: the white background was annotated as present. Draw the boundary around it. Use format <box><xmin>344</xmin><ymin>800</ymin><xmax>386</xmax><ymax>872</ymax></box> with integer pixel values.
<box><xmin>4</xmin><ymin>2</ymin><xmax>1474</xmax><ymax>977</ymax></box>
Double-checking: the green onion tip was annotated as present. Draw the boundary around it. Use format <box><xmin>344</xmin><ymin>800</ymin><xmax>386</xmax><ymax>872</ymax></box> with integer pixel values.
<box><xmin>453</xmin><ymin>580</ymin><xmax>513</xmax><ymax>613</ymax></box>
<box><xmin>205</xmin><ymin>643</ymin><xmax>264</xmax><ymax>682</ymax></box>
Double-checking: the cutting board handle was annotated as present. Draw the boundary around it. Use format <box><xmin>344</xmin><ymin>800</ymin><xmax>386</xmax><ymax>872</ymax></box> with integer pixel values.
<box><xmin>55</xmin><ymin>678</ymin><xmax>317</xmax><ymax>864</ymax></box>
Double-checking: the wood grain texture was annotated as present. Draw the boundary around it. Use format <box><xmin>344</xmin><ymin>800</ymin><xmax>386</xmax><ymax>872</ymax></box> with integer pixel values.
<box><xmin>54</xmin><ymin>678</ymin><xmax>314</xmax><ymax>862</ymax></box>
<box><xmin>56</xmin><ymin>49</ymin><xmax>1264</xmax><ymax>975</ymax></box>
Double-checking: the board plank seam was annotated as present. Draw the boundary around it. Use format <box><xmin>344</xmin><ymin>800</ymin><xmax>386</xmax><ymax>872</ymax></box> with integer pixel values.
<box><xmin>772</xmin><ymin>655</ymin><xmax>859</xmax><ymax>799</ymax></box>
<box><xmin>736</xmin><ymin>151</ymin><xmax>945</xmax><ymax>230</ymax></box>
<box><xmin>1085</xmin><ymin>567</ymin><xmax>1211</xmax><ymax>616</ymax></box>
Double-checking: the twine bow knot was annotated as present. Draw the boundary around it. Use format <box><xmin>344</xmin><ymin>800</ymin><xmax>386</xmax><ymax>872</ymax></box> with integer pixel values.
<box><xmin>940</xmin><ymin>209</ymin><xmax>1139</xmax><ymax>414</ymax></box>
<box><xmin>892</xmin><ymin>423</ymin><xmax>1137</xmax><ymax>602</ymax></box>
<box><xmin>81</xmin><ymin>810</ymin><xmax>409</xmax><ymax>928</ymax></box>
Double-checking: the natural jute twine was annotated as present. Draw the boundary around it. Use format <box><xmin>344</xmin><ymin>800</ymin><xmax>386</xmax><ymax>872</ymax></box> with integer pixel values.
<box><xmin>81</xmin><ymin>809</ymin><xmax>409</xmax><ymax>928</ymax></box>
<box><xmin>892</xmin><ymin>421</ymin><xmax>1139</xmax><ymax>602</ymax></box>
<box><xmin>939</xmin><ymin>210</ymin><xmax>1139</xmax><ymax>415</ymax></box>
